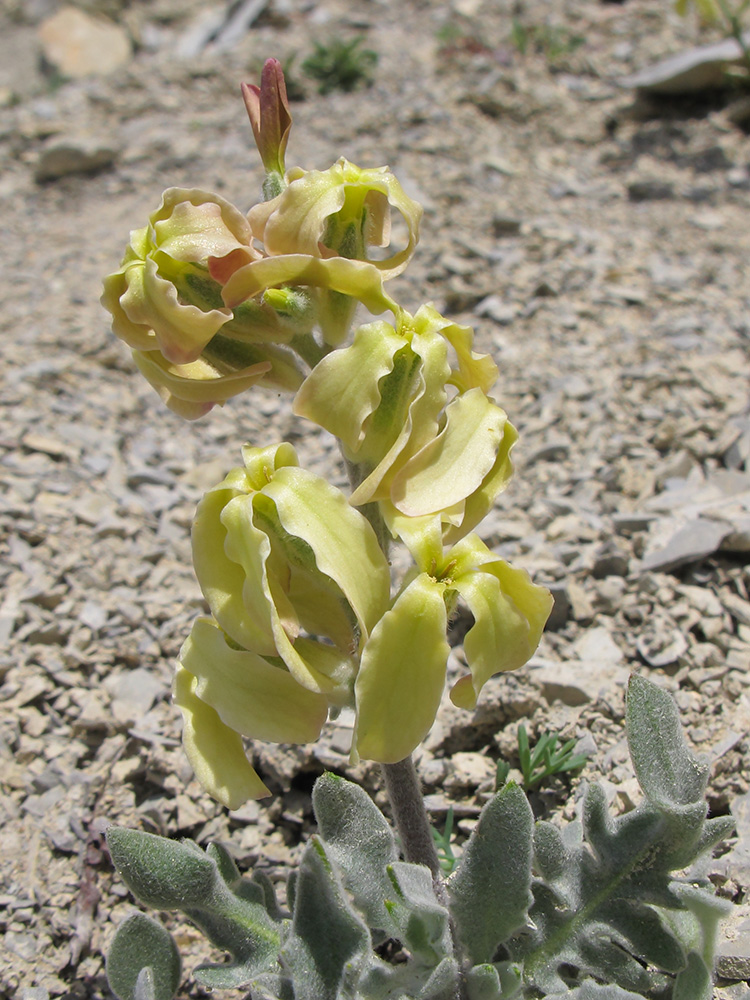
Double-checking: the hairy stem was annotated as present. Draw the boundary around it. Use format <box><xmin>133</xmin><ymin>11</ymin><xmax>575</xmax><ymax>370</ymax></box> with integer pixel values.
<box><xmin>381</xmin><ymin>757</ymin><xmax>444</xmax><ymax>886</ymax></box>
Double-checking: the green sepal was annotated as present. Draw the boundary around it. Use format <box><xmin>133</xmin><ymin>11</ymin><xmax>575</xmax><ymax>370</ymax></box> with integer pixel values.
<box><xmin>448</xmin><ymin>781</ymin><xmax>533</xmax><ymax>966</ymax></box>
<box><xmin>106</xmin><ymin>912</ymin><xmax>181</xmax><ymax>1000</ymax></box>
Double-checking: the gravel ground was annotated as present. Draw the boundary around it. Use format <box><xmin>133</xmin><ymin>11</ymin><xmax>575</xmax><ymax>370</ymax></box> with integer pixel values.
<box><xmin>2</xmin><ymin>0</ymin><xmax>750</xmax><ymax>996</ymax></box>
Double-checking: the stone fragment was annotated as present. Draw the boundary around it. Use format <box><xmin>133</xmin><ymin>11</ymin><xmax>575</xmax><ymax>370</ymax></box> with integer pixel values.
<box><xmin>716</xmin><ymin>904</ymin><xmax>750</xmax><ymax>981</ymax></box>
<box><xmin>573</xmin><ymin>627</ymin><xmax>624</xmax><ymax>664</ymax></box>
<box><xmin>545</xmin><ymin>583</ymin><xmax>571</xmax><ymax>632</ymax></box>
<box><xmin>723</xmin><ymin>517</ymin><xmax>750</xmax><ymax>553</ymax></box>
<box><xmin>35</xmin><ymin>135</ymin><xmax>120</xmax><ymax>182</ymax></box>
<box><xmin>443</xmin><ymin>752</ymin><xmax>497</xmax><ymax>792</ymax></box>
<box><xmin>627</xmin><ymin>179</ymin><xmax>675</xmax><ymax>202</ymax></box>
<box><xmin>473</xmin><ymin>294</ymin><xmax>517</xmax><ymax>325</ymax></box>
<box><xmin>106</xmin><ymin>667</ymin><xmax>165</xmax><ymax>723</ymax></box>
<box><xmin>724</xmin><ymin>594</ymin><xmax>750</xmax><ymax>627</ymax></box>
<box><xmin>640</xmin><ymin>518</ymin><xmax>729</xmax><ymax>573</ymax></box>
<box><xmin>636</xmin><ymin>628</ymin><xmax>688</xmax><ymax>668</ymax></box>
<box><xmin>529</xmin><ymin>658</ymin><xmax>631</xmax><ymax>707</ymax></box>
<box><xmin>612</xmin><ymin>512</ymin><xmax>658</xmax><ymax>533</ymax></box>
<box><xmin>174</xmin><ymin>7</ymin><xmax>227</xmax><ymax>60</ymax></box>
<box><xmin>79</xmin><ymin>600</ymin><xmax>108</xmax><ymax>631</ymax></box>
<box><xmin>491</xmin><ymin>213</ymin><xmax>522</xmax><ymax>236</ymax></box>
<box><xmin>38</xmin><ymin>7</ymin><xmax>131</xmax><ymax>79</ymax></box>
<box><xmin>567</xmin><ymin>580</ymin><xmax>595</xmax><ymax>623</ymax></box>
<box><xmin>620</xmin><ymin>34</ymin><xmax>750</xmax><ymax>94</ymax></box>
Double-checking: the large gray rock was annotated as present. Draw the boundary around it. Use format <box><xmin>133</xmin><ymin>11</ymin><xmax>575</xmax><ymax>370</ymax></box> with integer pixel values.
<box><xmin>639</xmin><ymin>517</ymin><xmax>729</xmax><ymax>573</ymax></box>
<box><xmin>38</xmin><ymin>6</ymin><xmax>131</xmax><ymax>79</ymax></box>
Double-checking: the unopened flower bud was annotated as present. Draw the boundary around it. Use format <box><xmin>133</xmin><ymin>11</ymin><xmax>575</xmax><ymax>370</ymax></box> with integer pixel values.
<box><xmin>242</xmin><ymin>58</ymin><xmax>292</xmax><ymax>199</ymax></box>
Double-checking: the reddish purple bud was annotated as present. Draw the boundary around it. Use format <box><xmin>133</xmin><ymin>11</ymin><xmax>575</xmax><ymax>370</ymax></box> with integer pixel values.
<box><xmin>242</xmin><ymin>58</ymin><xmax>292</xmax><ymax>180</ymax></box>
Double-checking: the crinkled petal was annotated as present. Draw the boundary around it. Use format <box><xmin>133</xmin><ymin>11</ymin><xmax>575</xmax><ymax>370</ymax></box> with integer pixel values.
<box><xmin>390</xmin><ymin>388</ymin><xmax>510</xmax><ymax>517</ymax></box>
<box><xmin>450</xmin><ymin>563</ymin><xmax>553</xmax><ymax>710</ymax></box>
<box><xmin>218</xmin><ymin>253</ymin><xmax>397</xmax><ymax>317</ymax></box>
<box><xmin>429</xmin><ymin>311</ymin><xmax>498</xmax><ymax>394</ymax></box>
<box><xmin>151</xmin><ymin>189</ymin><xmax>254</xmax><ymax>263</ymax></box>
<box><xmin>350</xmin><ymin>324</ymin><xmax>450</xmax><ymax>506</ymax></box>
<box><xmin>293</xmin><ymin>320</ymin><xmax>405</xmax><ymax>455</ymax></box>
<box><xmin>219</xmin><ymin>492</ymin><xmax>344</xmax><ymax>695</ymax></box>
<box><xmin>443</xmin><ymin>419</ymin><xmax>518</xmax><ymax>545</ymax></box>
<box><xmin>353</xmin><ymin>574</ymin><xmax>449</xmax><ymax>763</ymax></box>
<box><xmin>248</xmin><ymin>159</ymin><xmax>422</xmax><ymax>278</ymax></box>
<box><xmin>193</xmin><ymin>489</ymin><xmax>278</xmax><ymax>655</ymax></box>
<box><xmin>173</xmin><ymin>665</ymin><xmax>270</xmax><ymax>807</ymax></box>
<box><xmin>101</xmin><ymin>268</ymin><xmax>158</xmax><ymax>352</ymax></box>
<box><xmin>380</xmin><ymin>505</ymin><xmax>444</xmax><ymax>571</ymax></box>
<box><xmin>249</xmin><ymin>165</ymin><xmax>347</xmax><ymax>256</ymax></box>
<box><xmin>239</xmin><ymin>441</ymin><xmax>300</xmax><ymax>491</ymax></box>
<box><xmin>179</xmin><ymin>617</ymin><xmax>329</xmax><ymax>743</ymax></box>
<box><xmin>132</xmin><ymin>349</ymin><xmax>272</xmax><ymax>419</ymax></box>
<box><xmin>339</xmin><ymin>157</ymin><xmax>422</xmax><ymax>278</ymax></box>
<box><xmin>262</xmin><ymin>466</ymin><xmax>391</xmax><ymax>642</ymax></box>
<box><xmin>122</xmin><ymin>257</ymin><xmax>231</xmax><ymax>364</ymax></box>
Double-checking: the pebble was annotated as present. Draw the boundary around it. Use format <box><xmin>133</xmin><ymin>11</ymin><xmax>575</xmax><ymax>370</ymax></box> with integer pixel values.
<box><xmin>34</xmin><ymin>135</ymin><xmax>120</xmax><ymax>182</ymax></box>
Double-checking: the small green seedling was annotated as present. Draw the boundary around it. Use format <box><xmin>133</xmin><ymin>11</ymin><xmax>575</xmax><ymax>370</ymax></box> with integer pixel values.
<box><xmin>510</xmin><ymin>19</ymin><xmax>584</xmax><ymax>63</ymax></box>
<box><xmin>517</xmin><ymin>724</ymin><xmax>589</xmax><ymax>790</ymax></box>
<box><xmin>302</xmin><ymin>37</ymin><xmax>377</xmax><ymax>95</ymax></box>
<box><xmin>431</xmin><ymin>806</ymin><xmax>457</xmax><ymax>875</ymax></box>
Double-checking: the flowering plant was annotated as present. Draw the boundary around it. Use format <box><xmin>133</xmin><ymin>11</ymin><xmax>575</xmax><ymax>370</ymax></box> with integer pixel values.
<box><xmin>101</xmin><ymin>61</ymin><xmax>731</xmax><ymax>1000</ymax></box>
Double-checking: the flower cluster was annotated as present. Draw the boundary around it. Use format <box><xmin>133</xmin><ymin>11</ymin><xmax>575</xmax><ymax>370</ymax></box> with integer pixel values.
<box><xmin>102</xmin><ymin>59</ymin><xmax>552</xmax><ymax>808</ymax></box>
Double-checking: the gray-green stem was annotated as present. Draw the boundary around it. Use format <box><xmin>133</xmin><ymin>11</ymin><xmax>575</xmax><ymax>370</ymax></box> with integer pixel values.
<box><xmin>380</xmin><ymin>757</ymin><xmax>444</xmax><ymax>888</ymax></box>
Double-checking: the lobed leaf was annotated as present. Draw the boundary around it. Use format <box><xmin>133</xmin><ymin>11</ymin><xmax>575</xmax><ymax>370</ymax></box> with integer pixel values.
<box><xmin>281</xmin><ymin>838</ymin><xmax>372</xmax><ymax>1000</ymax></box>
<box><xmin>312</xmin><ymin>772</ymin><xmax>399</xmax><ymax>935</ymax></box>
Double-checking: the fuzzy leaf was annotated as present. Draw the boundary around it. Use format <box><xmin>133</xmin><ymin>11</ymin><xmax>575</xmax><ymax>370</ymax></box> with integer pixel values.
<box><xmin>282</xmin><ymin>838</ymin><xmax>371</xmax><ymax>1000</ymax></box>
<box><xmin>449</xmin><ymin>781</ymin><xmax>533</xmax><ymax>965</ymax></box>
<box><xmin>507</xmin><ymin>676</ymin><xmax>730</xmax><ymax>993</ymax></box>
<box><xmin>312</xmin><ymin>773</ymin><xmax>398</xmax><ymax>933</ymax></box>
<box><xmin>673</xmin><ymin>951</ymin><xmax>712</xmax><ymax>1000</ymax></box>
<box><xmin>386</xmin><ymin>861</ymin><xmax>452</xmax><ymax>964</ymax></box>
<box><xmin>106</xmin><ymin>912</ymin><xmax>181</xmax><ymax>1000</ymax></box>
<box><xmin>183</xmin><ymin>897</ymin><xmax>280</xmax><ymax>971</ymax></box>
<box><xmin>416</xmin><ymin>957</ymin><xmax>460</xmax><ymax>1000</ymax></box>
<box><xmin>563</xmin><ymin>983</ymin><xmax>648</xmax><ymax>999</ymax></box>
<box><xmin>107</xmin><ymin>828</ymin><xmax>217</xmax><ymax>910</ymax></box>
<box><xmin>627</xmin><ymin>674</ymin><xmax>709</xmax><ymax>809</ymax></box>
